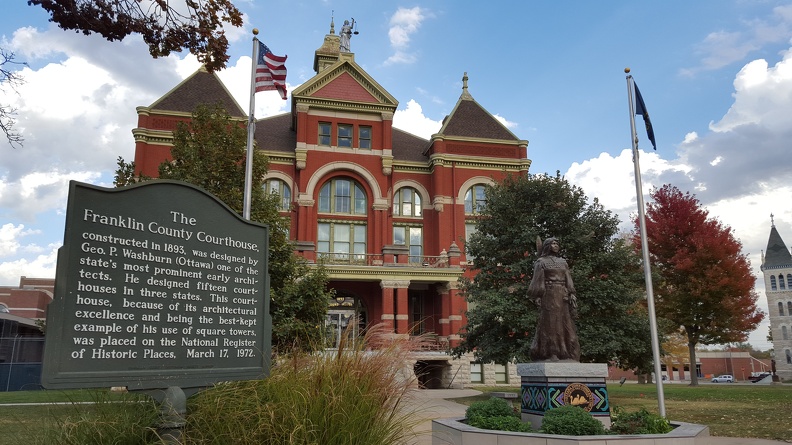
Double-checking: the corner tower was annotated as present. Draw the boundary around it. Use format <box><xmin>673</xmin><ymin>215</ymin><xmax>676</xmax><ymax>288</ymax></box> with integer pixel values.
<box><xmin>760</xmin><ymin>215</ymin><xmax>792</xmax><ymax>381</ymax></box>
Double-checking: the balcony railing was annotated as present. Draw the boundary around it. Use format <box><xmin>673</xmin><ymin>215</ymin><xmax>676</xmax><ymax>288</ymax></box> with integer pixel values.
<box><xmin>316</xmin><ymin>252</ymin><xmax>453</xmax><ymax>268</ymax></box>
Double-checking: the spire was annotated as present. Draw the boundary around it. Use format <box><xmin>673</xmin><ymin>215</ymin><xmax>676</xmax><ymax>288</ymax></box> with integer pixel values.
<box><xmin>313</xmin><ymin>16</ymin><xmax>342</xmax><ymax>73</ymax></box>
<box><xmin>461</xmin><ymin>72</ymin><xmax>473</xmax><ymax>100</ymax></box>
<box><xmin>763</xmin><ymin>215</ymin><xmax>792</xmax><ymax>269</ymax></box>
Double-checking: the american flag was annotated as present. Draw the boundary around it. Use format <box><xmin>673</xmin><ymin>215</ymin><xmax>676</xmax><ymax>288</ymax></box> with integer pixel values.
<box><xmin>255</xmin><ymin>42</ymin><xmax>287</xmax><ymax>100</ymax></box>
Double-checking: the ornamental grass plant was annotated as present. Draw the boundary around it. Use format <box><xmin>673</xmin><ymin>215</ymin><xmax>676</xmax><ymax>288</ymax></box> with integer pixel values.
<box><xmin>182</xmin><ymin>323</ymin><xmax>426</xmax><ymax>445</ymax></box>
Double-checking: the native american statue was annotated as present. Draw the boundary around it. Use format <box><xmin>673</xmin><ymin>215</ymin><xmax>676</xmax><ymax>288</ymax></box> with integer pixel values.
<box><xmin>528</xmin><ymin>237</ymin><xmax>580</xmax><ymax>362</ymax></box>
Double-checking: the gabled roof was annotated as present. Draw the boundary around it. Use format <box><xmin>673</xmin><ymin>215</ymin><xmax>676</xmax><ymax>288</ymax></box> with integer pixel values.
<box><xmin>149</xmin><ymin>67</ymin><xmax>246</xmax><ymax>117</ymax></box>
<box><xmin>291</xmin><ymin>55</ymin><xmax>398</xmax><ymax>111</ymax></box>
<box><xmin>436</xmin><ymin>73</ymin><xmax>520</xmax><ymax>142</ymax></box>
<box><xmin>765</xmin><ymin>224</ymin><xmax>792</xmax><ymax>268</ymax></box>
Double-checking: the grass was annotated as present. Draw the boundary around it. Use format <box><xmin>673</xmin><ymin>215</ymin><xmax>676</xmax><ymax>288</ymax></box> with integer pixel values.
<box><xmin>462</xmin><ymin>383</ymin><xmax>792</xmax><ymax>442</ymax></box>
<box><xmin>0</xmin><ymin>324</ymin><xmax>427</xmax><ymax>445</ymax></box>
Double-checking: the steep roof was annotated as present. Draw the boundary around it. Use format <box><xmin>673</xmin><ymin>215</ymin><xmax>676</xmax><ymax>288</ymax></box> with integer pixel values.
<box><xmin>254</xmin><ymin>113</ymin><xmax>295</xmax><ymax>153</ymax></box>
<box><xmin>436</xmin><ymin>73</ymin><xmax>520</xmax><ymax>142</ymax></box>
<box><xmin>149</xmin><ymin>67</ymin><xmax>246</xmax><ymax>117</ymax></box>
<box><xmin>393</xmin><ymin>128</ymin><xmax>429</xmax><ymax>162</ymax></box>
<box><xmin>765</xmin><ymin>224</ymin><xmax>792</xmax><ymax>268</ymax></box>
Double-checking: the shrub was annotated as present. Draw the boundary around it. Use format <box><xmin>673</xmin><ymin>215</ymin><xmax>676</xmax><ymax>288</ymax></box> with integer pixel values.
<box><xmin>183</xmin><ymin>323</ymin><xmax>424</xmax><ymax>445</ymax></box>
<box><xmin>610</xmin><ymin>407</ymin><xmax>672</xmax><ymax>435</ymax></box>
<box><xmin>465</xmin><ymin>397</ymin><xmax>516</xmax><ymax>419</ymax></box>
<box><xmin>468</xmin><ymin>415</ymin><xmax>532</xmax><ymax>432</ymax></box>
<box><xmin>540</xmin><ymin>405</ymin><xmax>606</xmax><ymax>436</ymax></box>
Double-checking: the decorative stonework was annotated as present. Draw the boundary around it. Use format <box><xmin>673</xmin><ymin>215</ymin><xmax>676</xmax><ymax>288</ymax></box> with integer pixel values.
<box><xmin>380</xmin><ymin>280</ymin><xmax>411</xmax><ymax>289</ymax></box>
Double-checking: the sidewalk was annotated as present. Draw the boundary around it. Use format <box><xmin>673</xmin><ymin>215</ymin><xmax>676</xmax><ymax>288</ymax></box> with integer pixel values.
<box><xmin>402</xmin><ymin>389</ymin><xmax>790</xmax><ymax>445</ymax></box>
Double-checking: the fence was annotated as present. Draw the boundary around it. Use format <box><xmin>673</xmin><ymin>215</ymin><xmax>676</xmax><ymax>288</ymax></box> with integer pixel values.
<box><xmin>0</xmin><ymin>336</ymin><xmax>44</xmax><ymax>391</ymax></box>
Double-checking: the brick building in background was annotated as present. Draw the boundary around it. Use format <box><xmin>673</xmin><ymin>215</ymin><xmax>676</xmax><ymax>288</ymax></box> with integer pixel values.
<box><xmin>132</xmin><ymin>20</ymin><xmax>530</xmax><ymax>387</ymax></box>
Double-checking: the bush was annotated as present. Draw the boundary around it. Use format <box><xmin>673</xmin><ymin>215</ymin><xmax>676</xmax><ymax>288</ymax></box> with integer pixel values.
<box><xmin>610</xmin><ymin>407</ymin><xmax>672</xmax><ymax>435</ymax></box>
<box><xmin>465</xmin><ymin>397</ymin><xmax>516</xmax><ymax>419</ymax></box>
<box><xmin>540</xmin><ymin>405</ymin><xmax>606</xmax><ymax>436</ymax></box>
<box><xmin>468</xmin><ymin>414</ymin><xmax>532</xmax><ymax>432</ymax></box>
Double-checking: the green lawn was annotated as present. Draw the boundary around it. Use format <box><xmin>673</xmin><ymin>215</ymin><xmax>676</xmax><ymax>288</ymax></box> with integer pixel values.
<box><xmin>464</xmin><ymin>383</ymin><xmax>792</xmax><ymax>442</ymax></box>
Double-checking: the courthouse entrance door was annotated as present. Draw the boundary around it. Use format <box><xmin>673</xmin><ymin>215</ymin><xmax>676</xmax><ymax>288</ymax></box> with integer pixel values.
<box><xmin>325</xmin><ymin>295</ymin><xmax>366</xmax><ymax>348</ymax></box>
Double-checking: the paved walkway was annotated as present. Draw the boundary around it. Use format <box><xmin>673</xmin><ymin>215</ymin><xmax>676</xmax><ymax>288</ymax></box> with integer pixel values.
<box><xmin>402</xmin><ymin>389</ymin><xmax>791</xmax><ymax>445</ymax></box>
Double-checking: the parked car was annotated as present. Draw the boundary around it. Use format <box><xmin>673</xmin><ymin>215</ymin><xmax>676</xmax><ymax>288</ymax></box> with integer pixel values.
<box><xmin>749</xmin><ymin>372</ymin><xmax>770</xmax><ymax>383</ymax></box>
<box><xmin>711</xmin><ymin>374</ymin><xmax>734</xmax><ymax>383</ymax></box>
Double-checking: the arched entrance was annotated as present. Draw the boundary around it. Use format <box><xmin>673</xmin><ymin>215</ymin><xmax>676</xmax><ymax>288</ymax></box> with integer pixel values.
<box><xmin>325</xmin><ymin>293</ymin><xmax>367</xmax><ymax>348</ymax></box>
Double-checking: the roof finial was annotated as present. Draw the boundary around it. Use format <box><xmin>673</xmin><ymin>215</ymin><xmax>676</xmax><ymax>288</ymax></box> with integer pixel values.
<box><xmin>330</xmin><ymin>11</ymin><xmax>335</xmax><ymax>34</ymax></box>
<box><xmin>461</xmin><ymin>72</ymin><xmax>472</xmax><ymax>100</ymax></box>
<box><xmin>771</xmin><ymin>213</ymin><xmax>775</xmax><ymax>227</ymax></box>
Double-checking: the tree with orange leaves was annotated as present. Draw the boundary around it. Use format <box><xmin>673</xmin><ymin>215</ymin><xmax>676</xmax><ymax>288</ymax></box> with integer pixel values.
<box><xmin>637</xmin><ymin>184</ymin><xmax>763</xmax><ymax>386</ymax></box>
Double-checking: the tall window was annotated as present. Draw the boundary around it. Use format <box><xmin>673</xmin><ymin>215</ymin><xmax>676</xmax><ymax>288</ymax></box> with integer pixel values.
<box><xmin>263</xmin><ymin>178</ymin><xmax>291</xmax><ymax>211</ymax></box>
<box><xmin>393</xmin><ymin>187</ymin><xmax>422</xmax><ymax>217</ymax></box>
<box><xmin>465</xmin><ymin>223</ymin><xmax>477</xmax><ymax>262</ymax></box>
<box><xmin>780</xmin><ymin>274</ymin><xmax>786</xmax><ymax>290</ymax></box>
<box><xmin>788</xmin><ymin>301</ymin><xmax>792</xmax><ymax>316</ymax></box>
<box><xmin>318</xmin><ymin>222</ymin><xmax>367</xmax><ymax>261</ymax></box>
<box><xmin>780</xmin><ymin>302</ymin><xmax>785</xmax><ymax>316</ymax></box>
<box><xmin>464</xmin><ymin>184</ymin><xmax>488</xmax><ymax>214</ymax></box>
<box><xmin>787</xmin><ymin>349</ymin><xmax>791</xmax><ymax>365</ymax></box>
<box><xmin>394</xmin><ymin>226</ymin><xmax>423</xmax><ymax>262</ymax></box>
<box><xmin>788</xmin><ymin>274</ymin><xmax>792</xmax><ymax>288</ymax></box>
<box><xmin>771</xmin><ymin>276</ymin><xmax>777</xmax><ymax>290</ymax></box>
<box><xmin>783</xmin><ymin>326</ymin><xmax>789</xmax><ymax>340</ymax></box>
<box><xmin>470</xmin><ymin>363</ymin><xmax>484</xmax><ymax>384</ymax></box>
<box><xmin>318</xmin><ymin>122</ymin><xmax>331</xmax><ymax>146</ymax></box>
<box><xmin>359</xmin><ymin>126</ymin><xmax>372</xmax><ymax>149</ymax></box>
<box><xmin>494</xmin><ymin>364</ymin><xmax>509</xmax><ymax>384</ymax></box>
<box><xmin>338</xmin><ymin>124</ymin><xmax>353</xmax><ymax>147</ymax></box>
<box><xmin>319</xmin><ymin>178</ymin><xmax>367</xmax><ymax>215</ymax></box>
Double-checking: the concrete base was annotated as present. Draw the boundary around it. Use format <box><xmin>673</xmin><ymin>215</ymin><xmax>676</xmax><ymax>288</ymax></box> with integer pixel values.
<box><xmin>432</xmin><ymin>417</ymin><xmax>710</xmax><ymax>445</ymax></box>
<box><xmin>518</xmin><ymin>362</ymin><xmax>610</xmax><ymax>430</ymax></box>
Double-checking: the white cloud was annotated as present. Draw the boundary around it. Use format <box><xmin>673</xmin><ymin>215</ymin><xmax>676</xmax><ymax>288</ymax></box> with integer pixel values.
<box><xmin>383</xmin><ymin>7</ymin><xmax>431</xmax><ymax>66</ymax></box>
<box><xmin>393</xmin><ymin>99</ymin><xmax>441</xmax><ymax>139</ymax></box>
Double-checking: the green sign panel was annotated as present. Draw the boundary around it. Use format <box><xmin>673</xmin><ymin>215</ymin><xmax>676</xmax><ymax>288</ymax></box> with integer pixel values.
<box><xmin>42</xmin><ymin>180</ymin><xmax>271</xmax><ymax>390</ymax></box>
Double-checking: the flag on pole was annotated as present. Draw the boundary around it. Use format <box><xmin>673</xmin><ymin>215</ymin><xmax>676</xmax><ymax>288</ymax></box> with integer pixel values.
<box><xmin>255</xmin><ymin>42</ymin><xmax>287</xmax><ymax>100</ymax></box>
<box><xmin>633</xmin><ymin>81</ymin><xmax>656</xmax><ymax>150</ymax></box>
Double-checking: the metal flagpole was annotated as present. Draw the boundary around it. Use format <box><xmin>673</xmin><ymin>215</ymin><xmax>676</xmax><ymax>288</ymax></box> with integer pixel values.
<box><xmin>243</xmin><ymin>30</ymin><xmax>261</xmax><ymax>220</ymax></box>
<box><xmin>625</xmin><ymin>68</ymin><xmax>666</xmax><ymax>417</ymax></box>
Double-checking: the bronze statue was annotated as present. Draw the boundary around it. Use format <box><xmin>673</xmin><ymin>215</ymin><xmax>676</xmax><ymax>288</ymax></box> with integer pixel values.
<box><xmin>528</xmin><ymin>237</ymin><xmax>580</xmax><ymax>362</ymax></box>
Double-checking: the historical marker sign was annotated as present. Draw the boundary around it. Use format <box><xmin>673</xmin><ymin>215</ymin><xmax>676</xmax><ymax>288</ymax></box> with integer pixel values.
<box><xmin>42</xmin><ymin>180</ymin><xmax>271</xmax><ymax>390</ymax></box>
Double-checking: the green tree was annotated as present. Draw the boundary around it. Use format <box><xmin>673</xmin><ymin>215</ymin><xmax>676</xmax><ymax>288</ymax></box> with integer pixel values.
<box><xmin>637</xmin><ymin>184</ymin><xmax>763</xmax><ymax>386</ymax></box>
<box><xmin>28</xmin><ymin>0</ymin><xmax>242</xmax><ymax>71</ymax></box>
<box><xmin>456</xmin><ymin>173</ymin><xmax>653</xmax><ymax>370</ymax></box>
<box><xmin>117</xmin><ymin>103</ymin><xmax>333</xmax><ymax>352</ymax></box>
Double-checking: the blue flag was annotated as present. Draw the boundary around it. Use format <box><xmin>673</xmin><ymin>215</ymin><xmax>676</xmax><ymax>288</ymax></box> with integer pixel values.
<box><xmin>634</xmin><ymin>82</ymin><xmax>656</xmax><ymax>150</ymax></box>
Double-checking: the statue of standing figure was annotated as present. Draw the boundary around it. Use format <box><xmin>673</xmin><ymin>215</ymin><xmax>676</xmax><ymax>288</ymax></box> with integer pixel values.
<box><xmin>528</xmin><ymin>237</ymin><xmax>580</xmax><ymax>362</ymax></box>
<box><xmin>340</xmin><ymin>19</ymin><xmax>355</xmax><ymax>52</ymax></box>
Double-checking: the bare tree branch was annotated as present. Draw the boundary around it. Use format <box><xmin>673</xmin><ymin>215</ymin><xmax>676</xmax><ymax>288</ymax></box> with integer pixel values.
<box><xmin>1</xmin><ymin>48</ymin><xmax>26</xmax><ymax>148</ymax></box>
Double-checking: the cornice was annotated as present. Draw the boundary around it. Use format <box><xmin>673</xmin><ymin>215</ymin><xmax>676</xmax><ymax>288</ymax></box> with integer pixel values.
<box><xmin>132</xmin><ymin>128</ymin><xmax>174</xmax><ymax>146</ymax></box>
<box><xmin>431</xmin><ymin>133</ymin><xmax>529</xmax><ymax>147</ymax></box>
<box><xmin>295</xmin><ymin>97</ymin><xmax>396</xmax><ymax>114</ymax></box>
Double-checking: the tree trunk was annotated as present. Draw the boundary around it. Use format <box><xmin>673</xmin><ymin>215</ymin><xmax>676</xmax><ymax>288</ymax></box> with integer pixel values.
<box><xmin>688</xmin><ymin>341</ymin><xmax>699</xmax><ymax>386</ymax></box>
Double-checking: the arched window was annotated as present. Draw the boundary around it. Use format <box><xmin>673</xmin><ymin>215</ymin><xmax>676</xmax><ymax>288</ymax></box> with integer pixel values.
<box><xmin>0</xmin><ymin>304</ymin><xmax>9</xmax><ymax>313</ymax></box>
<box><xmin>464</xmin><ymin>184</ymin><xmax>488</xmax><ymax>214</ymax></box>
<box><xmin>788</xmin><ymin>301</ymin><xmax>792</xmax><ymax>316</ymax></box>
<box><xmin>317</xmin><ymin>178</ymin><xmax>368</xmax><ymax>263</ymax></box>
<box><xmin>393</xmin><ymin>187</ymin><xmax>422</xmax><ymax>217</ymax></box>
<box><xmin>319</xmin><ymin>178</ymin><xmax>367</xmax><ymax>215</ymax></box>
<box><xmin>263</xmin><ymin>178</ymin><xmax>291</xmax><ymax>211</ymax></box>
<box><xmin>788</xmin><ymin>274</ymin><xmax>792</xmax><ymax>288</ymax></box>
<box><xmin>779</xmin><ymin>302</ymin><xmax>785</xmax><ymax>316</ymax></box>
<box><xmin>787</xmin><ymin>349</ymin><xmax>792</xmax><ymax>365</ymax></box>
<box><xmin>783</xmin><ymin>326</ymin><xmax>789</xmax><ymax>340</ymax></box>
<box><xmin>771</xmin><ymin>275</ymin><xmax>777</xmax><ymax>290</ymax></box>
<box><xmin>780</xmin><ymin>274</ymin><xmax>786</xmax><ymax>290</ymax></box>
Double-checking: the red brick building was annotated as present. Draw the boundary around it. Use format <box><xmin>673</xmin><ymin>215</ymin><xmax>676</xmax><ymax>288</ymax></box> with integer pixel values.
<box><xmin>132</xmin><ymin>22</ymin><xmax>530</xmax><ymax>386</ymax></box>
<box><xmin>0</xmin><ymin>277</ymin><xmax>54</xmax><ymax>321</ymax></box>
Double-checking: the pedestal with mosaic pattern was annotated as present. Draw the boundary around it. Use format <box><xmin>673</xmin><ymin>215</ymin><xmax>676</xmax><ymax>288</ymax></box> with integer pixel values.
<box><xmin>518</xmin><ymin>362</ymin><xmax>611</xmax><ymax>430</ymax></box>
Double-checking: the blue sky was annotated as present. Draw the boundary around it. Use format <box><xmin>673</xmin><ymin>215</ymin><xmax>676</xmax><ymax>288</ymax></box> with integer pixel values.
<box><xmin>3</xmin><ymin>0</ymin><xmax>792</xmax><ymax>350</ymax></box>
